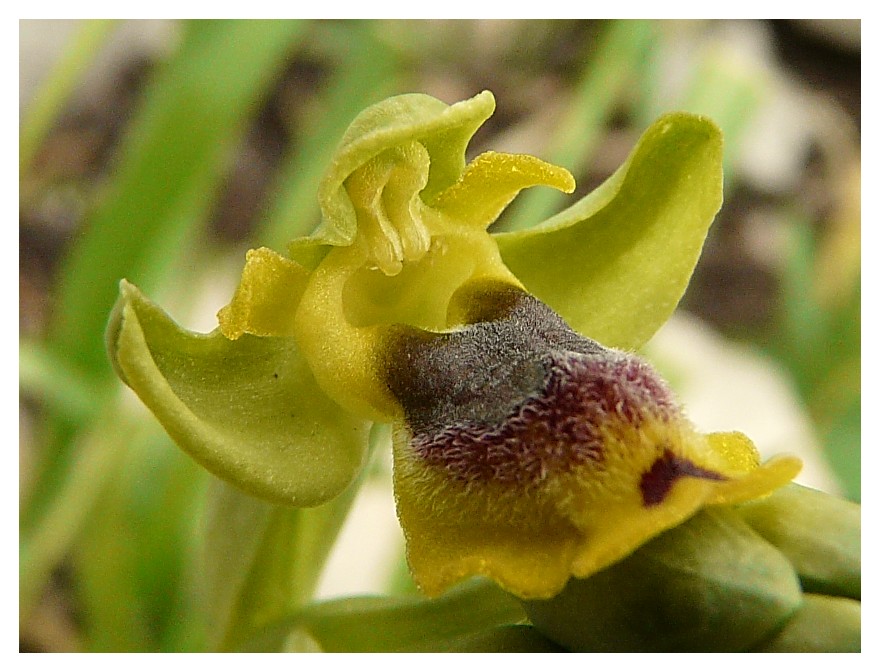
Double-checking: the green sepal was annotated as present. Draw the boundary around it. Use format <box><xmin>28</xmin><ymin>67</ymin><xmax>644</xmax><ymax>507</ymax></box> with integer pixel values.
<box><xmin>735</xmin><ymin>483</ymin><xmax>861</xmax><ymax>599</ymax></box>
<box><xmin>751</xmin><ymin>594</ymin><xmax>860</xmax><ymax>652</ymax></box>
<box><xmin>106</xmin><ymin>280</ymin><xmax>371</xmax><ymax>507</ymax></box>
<box><xmin>315</xmin><ymin>90</ymin><xmax>496</xmax><ymax>246</ymax></box>
<box><xmin>239</xmin><ymin>578</ymin><xmax>525</xmax><ymax>652</ymax></box>
<box><xmin>494</xmin><ymin>112</ymin><xmax>723</xmax><ymax>350</ymax></box>
<box><xmin>522</xmin><ymin>507</ymin><xmax>802</xmax><ymax>652</ymax></box>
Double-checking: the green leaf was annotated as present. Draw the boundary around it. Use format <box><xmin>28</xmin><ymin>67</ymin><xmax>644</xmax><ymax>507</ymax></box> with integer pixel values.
<box><xmin>735</xmin><ymin>484</ymin><xmax>860</xmax><ymax>599</ymax></box>
<box><xmin>522</xmin><ymin>507</ymin><xmax>802</xmax><ymax>652</ymax></box>
<box><xmin>19</xmin><ymin>338</ymin><xmax>107</xmax><ymax>424</ymax></box>
<box><xmin>494</xmin><ymin>112</ymin><xmax>723</xmax><ymax>350</ymax></box>
<box><xmin>106</xmin><ymin>280</ymin><xmax>371</xmax><ymax>506</ymax></box>
<box><xmin>20</xmin><ymin>400</ymin><xmax>141</xmax><ymax>624</ymax></box>
<box><xmin>241</xmin><ymin>579</ymin><xmax>525</xmax><ymax>652</ymax></box>
<box><xmin>75</xmin><ymin>429</ymin><xmax>207</xmax><ymax>652</ymax></box>
<box><xmin>751</xmin><ymin>594</ymin><xmax>860</xmax><ymax>652</ymax></box>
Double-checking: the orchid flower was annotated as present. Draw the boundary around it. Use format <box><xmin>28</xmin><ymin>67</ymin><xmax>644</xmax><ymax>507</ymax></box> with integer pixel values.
<box><xmin>107</xmin><ymin>90</ymin><xmax>803</xmax><ymax>603</ymax></box>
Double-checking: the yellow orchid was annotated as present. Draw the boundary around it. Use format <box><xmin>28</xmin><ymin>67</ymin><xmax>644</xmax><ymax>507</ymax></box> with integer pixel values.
<box><xmin>107</xmin><ymin>90</ymin><xmax>801</xmax><ymax>601</ymax></box>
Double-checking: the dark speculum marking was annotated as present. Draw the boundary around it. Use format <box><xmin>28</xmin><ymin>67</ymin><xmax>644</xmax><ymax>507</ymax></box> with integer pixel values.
<box><xmin>640</xmin><ymin>448</ymin><xmax>727</xmax><ymax>506</ymax></box>
<box><xmin>383</xmin><ymin>283</ymin><xmax>680</xmax><ymax>486</ymax></box>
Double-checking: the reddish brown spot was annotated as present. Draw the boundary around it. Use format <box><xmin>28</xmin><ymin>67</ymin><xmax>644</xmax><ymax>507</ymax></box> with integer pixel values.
<box><xmin>640</xmin><ymin>449</ymin><xmax>726</xmax><ymax>506</ymax></box>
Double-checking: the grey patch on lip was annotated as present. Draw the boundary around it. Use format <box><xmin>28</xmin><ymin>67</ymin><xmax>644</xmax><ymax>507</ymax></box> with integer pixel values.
<box><xmin>383</xmin><ymin>284</ymin><xmax>608</xmax><ymax>437</ymax></box>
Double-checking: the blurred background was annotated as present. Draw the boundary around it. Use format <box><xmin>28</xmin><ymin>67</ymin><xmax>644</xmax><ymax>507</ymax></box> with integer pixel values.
<box><xmin>19</xmin><ymin>19</ymin><xmax>860</xmax><ymax>652</ymax></box>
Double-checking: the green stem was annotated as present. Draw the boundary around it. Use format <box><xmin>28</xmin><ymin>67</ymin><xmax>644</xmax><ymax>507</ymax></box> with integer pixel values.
<box><xmin>207</xmin><ymin>425</ymin><xmax>387</xmax><ymax>652</ymax></box>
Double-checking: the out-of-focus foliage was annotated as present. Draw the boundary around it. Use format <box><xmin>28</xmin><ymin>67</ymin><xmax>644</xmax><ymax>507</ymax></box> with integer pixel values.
<box><xmin>19</xmin><ymin>19</ymin><xmax>859</xmax><ymax>651</ymax></box>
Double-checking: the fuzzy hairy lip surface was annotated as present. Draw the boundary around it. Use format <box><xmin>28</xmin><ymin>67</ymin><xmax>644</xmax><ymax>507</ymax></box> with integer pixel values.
<box><xmin>383</xmin><ymin>286</ymin><xmax>680</xmax><ymax>485</ymax></box>
<box><xmin>384</xmin><ymin>287</ymin><xmax>604</xmax><ymax>433</ymax></box>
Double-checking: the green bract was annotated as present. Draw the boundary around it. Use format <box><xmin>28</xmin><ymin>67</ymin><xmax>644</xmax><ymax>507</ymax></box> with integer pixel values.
<box><xmin>523</xmin><ymin>507</ymin><xmax>804</xmax><ymax>652</ymax></box>
<box><xmin>522</xmin><ymin>484</ymin><xmax>861</xmax><ymax>652</ymax></box>
<box><xmin>107</xmin><ymin>91</ymin><xmax>726</xmax><ymax>509</ymax></box>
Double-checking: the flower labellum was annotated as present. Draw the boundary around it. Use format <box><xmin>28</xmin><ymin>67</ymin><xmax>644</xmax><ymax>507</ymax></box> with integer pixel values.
<box><xmin>384</xmin><ymin>280</ymin><xmax>801</xmax><ymax>598</ymax></box>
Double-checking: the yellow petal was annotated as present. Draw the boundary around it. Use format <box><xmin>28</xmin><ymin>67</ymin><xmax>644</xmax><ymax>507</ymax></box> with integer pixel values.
<box><xmin>217</xmin><ymin>247</ymin><xmax>310</xmax><ymax>339</ymax></box>
<box><xmin>293</xmin><ymin>242</ymin><xmax>399</xmax><ymax>421</ymax></box>
<box><xmin>429</xmin><ymin>151</ymin><xmax>575</xmax><ymax>230</ymax></box>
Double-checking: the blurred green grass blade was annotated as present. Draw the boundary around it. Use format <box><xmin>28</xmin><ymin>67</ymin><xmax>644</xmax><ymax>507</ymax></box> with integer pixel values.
<box><xmin>51</xmin><ymin>19</ymin><xmax>305</xmax><ymax>379</ymax></box>
<box><xmin>19</xmin><ymin>400</ymin><xmax>141</xmax><ymax>624</ymax></box>
<box><xmin>822</xmin><ymin>399</ymin><xmax>860</xmax><ymax>502</ymax></box>
<box><xmin>257</xmin><ymin>22</ymin><xmax>400</xmax><ymax>248</ymax></box>
<box><xmin>772</xmin><ymin>214</ymin><xmax>860</xmax><ymax>499</ymax></box>
<box><xmin>677</xmin><ymin>48</ymin><xmax>765</xmax><ymax>181</ymax></box>
<box><xmin>19</xmin><ymin>19</ymin><xmax>117</xmax><ymax>175</ymax></box>
<box><xmin>75</xmin><ymin>431</ymin><xmax>207</xmax><ymax>652</ymax></box>
<box><xmin>777</xmin><ymin>215</ymin><xmax>826</xmax><ymax>377</ymax></box>
<box><xmin>136</xmin><ymin>444</ymin><xmax>209</xmax><ymax>653</ymax></box>
<box><xmin>810</xmin><ymin>282</ymin><xmax>860</xmax><ymax>501</ymax></box>
<box><xmin>500</xmin><ymin>20</ymin><xmax>656</xmax><ymax>232</ymax></box>
<box><xmin>19</xmin><ymin>338</ymin><xmax>107</xmax><ymax>423</ymax></box>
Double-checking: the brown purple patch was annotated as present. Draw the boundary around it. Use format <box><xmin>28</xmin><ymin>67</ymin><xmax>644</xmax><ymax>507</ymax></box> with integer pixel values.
<box><xmin>411</xmin><ymin>352</ymin><xmax>680</xmax><ymax>485</ymax></box>
<box><xmin>640</xmin><ymin>448</ymin><xmax>727</xmax><ymax>506</ymax></box>
<box><xmin>383</xmin><ymin>283</ymin><xmax>683</xmax><ymax>486</ymax></box>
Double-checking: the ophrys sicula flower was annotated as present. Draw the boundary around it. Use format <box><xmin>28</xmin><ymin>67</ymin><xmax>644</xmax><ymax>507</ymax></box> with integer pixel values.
<box><xmin>107</xmin><ymin>90</ymin><xmax>801</xmax><ymax>601</ymax></box>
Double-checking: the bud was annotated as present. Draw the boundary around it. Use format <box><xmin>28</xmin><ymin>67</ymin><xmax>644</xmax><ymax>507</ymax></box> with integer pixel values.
<box><xmin>735</xmin><ymin>483</ymin><xmax>860</xmax><ymax>600</ymax></box>
<box><xmin>521</xmin><ymin>507</ymin><xmax>803</xmax><ymax>652</ymax></box>
<box><xmin>752</xmin><ymin>594</ymin><xmax>860</xmax><ymax>653</ymax></box>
